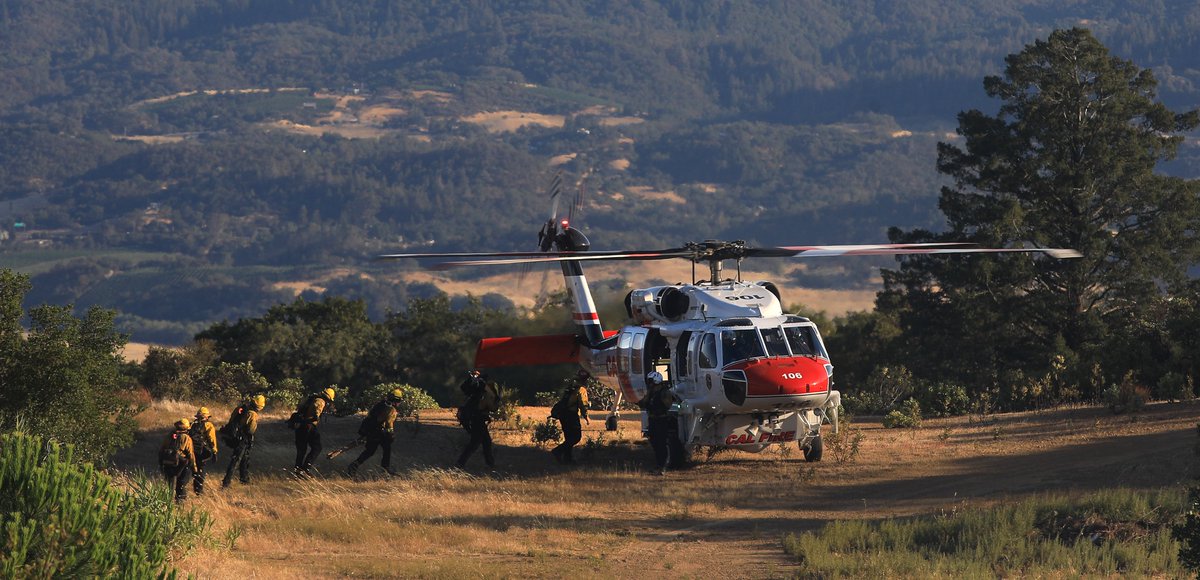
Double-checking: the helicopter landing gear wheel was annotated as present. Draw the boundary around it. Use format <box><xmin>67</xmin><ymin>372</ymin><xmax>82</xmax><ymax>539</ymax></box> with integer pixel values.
<box><xmin>801</xmin><ymin>434</ymin><xmax>823</xmax><ymax>462</ymax></box>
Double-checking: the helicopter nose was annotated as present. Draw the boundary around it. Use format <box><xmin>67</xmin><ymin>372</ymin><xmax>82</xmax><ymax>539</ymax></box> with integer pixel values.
<box><xmin>725</xmin><ymin>357</ymin><xmax>830</xmax><ymax>402</ymax></box>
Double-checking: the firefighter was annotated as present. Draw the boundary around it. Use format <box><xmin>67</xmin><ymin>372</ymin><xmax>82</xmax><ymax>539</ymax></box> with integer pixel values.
<box><xmin>456</xmin><ymin>371</ymin><xmax>498</xmax><ymax>469</ymax></box>
<box><xmin>189</xmin><ymin>406</ymin><xmax>219</xmax><ymax>494</ymax></box>
<box><xmin>347</xmin><ymin>389</ymin><xmax>402</xmax><ymax>476</ymax></box>
<box><xmin>294</xmin><ymin>387</ymin><xmax>336</xmax><ymax>477</ymax></box>
<box><xmin>638</xmin><ymin>372</ymin><xmax>683</xmax><ymax>475</ymax></box>
<box><xmin>159</xmin><ymin>418</ymin><xmax>198</xmax><ymax>502</ymax></box>
<box><xmin>551</xmin><ymin>370</ymin><xmax>591</xmax><ymax>464</ymax></box>
<box><xmin>221</xmin><ymin>394</ymin><xmax>264</xmax><ymax>488</ymax></box>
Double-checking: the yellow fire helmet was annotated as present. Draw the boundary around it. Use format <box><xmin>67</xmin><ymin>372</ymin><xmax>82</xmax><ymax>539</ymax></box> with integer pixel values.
<box><xmin>195</xmin><ymin>406</ymin><xmax>210</xmax><ymax>419</ymax></box>
<box><xmin>390</xmin><ymin>388</ymin><xmax>404</xmax><ymax>401</ymax></box>
<box><xmin>175</xmin><ymin>417</ymin><xmax>191</xmax><ymax>430</ymax></box>
<box><xmin>323</xmin><ymin>387</ymin><xmax>336</xmax><ymax>401</ymax></box>
<box><xmin>252</xmin><ymin>394</ymin><xmax>266</xmax><ymax>409</ymax></box>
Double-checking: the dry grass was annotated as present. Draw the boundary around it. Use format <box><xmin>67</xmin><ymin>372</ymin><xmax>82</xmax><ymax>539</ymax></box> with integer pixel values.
<box><xmin>109</xmin><ymin>400</ymin><xmax>1200</xmax><ymax>578</ymax></box>
<box><xmin>460</xmin><ymin>110</ymin><xmax>566</xmax><ymax>133</ymax></box>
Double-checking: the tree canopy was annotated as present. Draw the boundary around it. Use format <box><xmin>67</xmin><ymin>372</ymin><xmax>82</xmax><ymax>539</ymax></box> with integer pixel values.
<box><xmin>878</xmin><ymin>28</ymin><xmax>1200</xmax><ymax>408</ymax></box>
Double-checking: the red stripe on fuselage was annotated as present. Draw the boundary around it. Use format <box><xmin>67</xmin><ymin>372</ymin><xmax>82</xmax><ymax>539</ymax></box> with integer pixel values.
<box><xmin>573</xmin><ymin>312</ymin><xmax>600</xmax><ymax>321</ymax></box>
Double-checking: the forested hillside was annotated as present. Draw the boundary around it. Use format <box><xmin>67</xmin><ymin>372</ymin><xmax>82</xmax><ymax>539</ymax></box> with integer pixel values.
<box><xmin>2</xmin><ymin>0</ymin><xmax>1199</xmax><ymax>342</ymax></box>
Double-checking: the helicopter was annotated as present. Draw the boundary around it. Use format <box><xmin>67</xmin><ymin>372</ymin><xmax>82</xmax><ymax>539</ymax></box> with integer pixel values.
<box><xmin>380</xmin><ymin>186</ymin><xmax>1081</xmax><ymax>461</ymax></box>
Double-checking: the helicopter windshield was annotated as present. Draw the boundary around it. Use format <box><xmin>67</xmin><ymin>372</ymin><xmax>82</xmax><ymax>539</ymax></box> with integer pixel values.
<box><xmin>761</xmin><ymin>327</ymin><xmax>790</xmax><ymax>357</ymax></box>
<box><xmin>783</xmin><ymin>324</ymin><xmax>829</xmax><ymax>359</ymax></box>
<box><xmin>721</xmin><ymin>329</ymin><xmax>765</xmax><ymax>364</ymax></box>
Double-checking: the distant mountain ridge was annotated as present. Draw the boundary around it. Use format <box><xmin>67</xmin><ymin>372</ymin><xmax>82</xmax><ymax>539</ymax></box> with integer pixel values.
<box><xmin>1</xmin><ymin>0</ymin><xmax>1197</xmax><ymax>343</ymax></box>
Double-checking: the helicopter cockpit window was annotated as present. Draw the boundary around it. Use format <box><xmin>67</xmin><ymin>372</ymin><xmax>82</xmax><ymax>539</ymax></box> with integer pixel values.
<box><xmin>721</xmin><ymin>329</ymin><xmax>765</xmax><ymax>364</ymax></box>
<box><xmin>698</xmin><ymin>333</ymin><xmax>718</xmax><ymax>369</ymax></box>
<box><xmin>784</xmin><ymin>325</ymin><xmax>829</xmax><ymax>359</ymax></box>
<box><xmin>761</xmin><ymin>327</ymin><xmax>789</xmax><ymax>357</ymax></box>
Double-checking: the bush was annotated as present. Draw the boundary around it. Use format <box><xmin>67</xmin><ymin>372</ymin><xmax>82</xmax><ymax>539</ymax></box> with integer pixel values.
<box><xmin>534</xmin><ymin>391</ymin><xmax>558</xmax><ymax>406</ymax></box>
<box><xmin>352</xmin><ymin>383</ymin><xmax>439</xmax><ymax>417</ymax></box>
<box><xmin>824</xmin><ymin>424</ymin><xmax>864</xmax><ymax>463</ymax></box>
<box><xmin>194</xmin><ymin>362</ymin><xmax>269</xmax><ymax>404</ymax></box>
<box><xmin>917</xmin><ymin>382</ymin><xmax>971</xmax><ymax>417</ymax></box>
<box><xmin>1156</xmin><ymin>372</ymin><xmax>1195</xmax><ymax>403</ymax></box>
<box><xmin>492</xmin><ymin>383</ymin><xmax>520</xmax><ymax>422</ymax></box>
<box><xmin>1104</xmin><ymin>372</ymin><xmax>1148</xmax><ymax>414</ymax></box>
<box><xmin>532</xmin><ymin>417</ymin><xmax>562</xmax><ymax>447</ymax></box>
<box><xmin>844</xmin><ymin>366</ymin><xmax>917</xmax><ymax>415</ymax></box>
<box><xmin>882</xmin><ymin>399</ymin><xmax>922</xmax><ymax>428</ymax></box>
<box><xmin>0</xmin><ymin>430</ymin><xmax>211</xmax><ymax>578</ymax></box>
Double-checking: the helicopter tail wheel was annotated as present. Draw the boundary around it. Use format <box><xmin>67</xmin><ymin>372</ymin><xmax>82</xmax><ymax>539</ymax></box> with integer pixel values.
<box><xmin>801</xmin><ymin>433</ymin><xmax>823</xmax><ymax>462</ymax></box>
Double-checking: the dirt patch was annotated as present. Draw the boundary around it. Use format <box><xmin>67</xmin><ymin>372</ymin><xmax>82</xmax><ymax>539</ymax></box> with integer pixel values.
<box><xmin>626</xmin><ymin>185</ymin><xmax>686</xmax><ymax>205</ymax></box>
<box><xmin>271</xmin><ymin>268</ymin><xmax>366</xmax><ymax>297</ymax></box>
<box><xmin>461</xmin><ymin>110</ymin><xmax>565</xmax><ymax>133</ymax></box>
<box><xmin>359</xmin><ymin>104</ymin><xmax>406</xmax><ymax>124</ymax></box>
<box><xmin>264</xmin><ymin>119</ymin><xmax>393</xmax><ymax>139</ymax></box>
<box><xmin>608</xmin><ymin>158</ymin><xmax>630</xmax><ymax>171</ymax></box>
<box><xmin>598</xmin><ymin>116</ymin><xmax>644</xmax><ymax>127</ymax></box>
<box><xmin>409</xmin><ymin>89</ymin><xmax>454</xmax><ymax>103</ymax></box>
<box><xmin>550</xmin><ymin>153</ymin><xmax>577</xmax><ymax>166</ymax></box>
<box><xmin>113</xmin><ymin>134</ymin><xmax>188</xmax><ymax>145</ymax></box>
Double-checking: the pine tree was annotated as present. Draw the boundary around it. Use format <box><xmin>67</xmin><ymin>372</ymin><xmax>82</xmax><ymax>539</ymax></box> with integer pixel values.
<box><xmin>880</xmin><ymin>28</ymin><xmax>1200</xmax><ymax>406</ymax></box>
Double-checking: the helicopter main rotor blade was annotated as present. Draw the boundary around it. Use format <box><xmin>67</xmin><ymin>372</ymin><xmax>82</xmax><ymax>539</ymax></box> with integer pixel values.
<box><xmin>424</xmin><ymin>250</ymin><xmax>695</xmax><ymax>270</ymax></box>
<box><xmin>775</xmin><ymin>242</ymin><xmax>1081</xmax><ymax>259</ymax></box>
<box><xmin>377</xmin><ymin>248</ymin><xmax>689</xmax><ymax>261</ymax></box>
<box><xmin>377</xmin><ymin>241</ymin><xmax>1081</xmax><ymax>269</ymax></box>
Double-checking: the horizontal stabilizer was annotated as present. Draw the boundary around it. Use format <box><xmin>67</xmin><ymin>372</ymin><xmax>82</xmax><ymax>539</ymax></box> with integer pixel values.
<box><xmin>474</xmin><ymin>331</ymin><xmax>616</xmax><ymax>368</ymax></box>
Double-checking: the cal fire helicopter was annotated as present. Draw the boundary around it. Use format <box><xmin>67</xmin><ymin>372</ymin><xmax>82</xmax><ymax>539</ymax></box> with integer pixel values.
<box><xmin>380</xmin><ymin>185</ymin><xmax>1080</xmax><ymax>460</ymax></box>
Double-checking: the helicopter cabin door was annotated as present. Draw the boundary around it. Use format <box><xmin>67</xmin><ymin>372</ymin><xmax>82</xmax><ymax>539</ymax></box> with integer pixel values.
<box><xmin>615</xmin><ymin>327</ymin><xmax>666</xmax><ymax>402</ymax></box>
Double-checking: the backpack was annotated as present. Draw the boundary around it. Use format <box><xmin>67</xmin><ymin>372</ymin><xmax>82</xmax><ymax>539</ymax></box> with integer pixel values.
<box><xmin>285</xmin><ymin>411</ymin><xmax>304</xmax><ymax>430</ymax></box>
<box><xmin>159</xmin><ymin>432</ymin><xmax>186</xmax><ymax>467</ymax></box>
<box><xmin>359</xmin><ymin>400</ymin><xmax>393</xmax><ymax>437</ymax></box>
<box><xmin>478</xmin><ymin>384</ymin><xmax>499</xmax><ymax>413</ymax></box>
<box><xmin>550</xmin><ymin>394</ymin><xmax>570</xmax><ymax>421</ymax></box>
<box><xmin>220</xmin><ymin>406</ymin><xmax>247</xmax><ymax>447</ymax></box>
<box><xmin>189</xmin><ymin>421</ymin><xmax>213</xmax><ymax>458</ymax></box>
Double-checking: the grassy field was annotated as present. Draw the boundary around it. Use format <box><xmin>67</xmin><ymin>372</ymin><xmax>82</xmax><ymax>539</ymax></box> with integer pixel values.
<box><xmin>111</xmin><ymin>399</ymin><xmax>1200</xmax><ymax>578</ymax></box>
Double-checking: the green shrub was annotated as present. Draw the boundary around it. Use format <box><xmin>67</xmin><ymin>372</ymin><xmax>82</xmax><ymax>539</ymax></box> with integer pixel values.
<box><xmin>844</xmin><ymin>366</ymin><xmax>917</xmax><ymax>415</ymax></box>
<box><xmin>352</xmin><ymin>383</ymin><xmax>439</xmax><ymax>417</ymax></box>
<box><xmin>1104</xmin><ymin>373</ymin><xmax>1148</xmax><ymax>414</ymax></box>
<box><xmin>917</xmin><ymin>382</ymin><xmax>971</xmax><ymax>417</ymax></box>
<box><xmin>0</xmin><ymin>430</ymin><xmax>211</xmax><ymax>578</ymax></box>
<box><xmin>492</xmin><ymin>383</ymin><xmax>520</xmax><ymax>422</ymax></box>
<box><xmin>194</xmin><ymin>362</ymin><xmax>269</xmax><ymax>404</ymax></box>
<box><xmin>532</xmin><ymin>418</ymin><xmax>562</xmax><ymax>447</ymax></box>
<box><xmin>1156</xmin><ymin>372</ymin><xmax>1195</xmax><ymax>403</ymax></box>
<box><xmin>824</xmin><ymin>424</ymin><xmax>864</xmax><ymax>463</ymax></box>
<box><xmin>882</xmin><ymin>399</ymin><xmax>922</xmax><ymax>428</ymax></box>
<box><xmin>534</xmin><ymin>391</ymin><xmax>558</xmax><ymax>406</ymax></box>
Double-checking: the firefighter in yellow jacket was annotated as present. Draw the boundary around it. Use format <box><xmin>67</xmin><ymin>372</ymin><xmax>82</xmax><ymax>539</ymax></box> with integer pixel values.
<box><xmin>347</xmin><ymin>389</ymin><xmax>401</xmax><ymax>477</ymax></box>
<box><xmin>189</xmin><ymin>407</ymin><xmax>218</xmax><ymax>495</ymax></box>
<box><xmin>159</xmin><ymin>418</ymin><xmax>199</xmax><ymax>502</ymax></box>
<box><xmin>222</xmin><ymin>394</ymin><xmax>264</xmax><ymax>488</ymax></box>
<box><xmin>551</xmin><ymin>370</ymin><xmax>591</xmax><ymax>464</ymax></box>
<box><xmin>294</xmin><ymin>387</ymin><xmax>335</xmax><ymax>477</ymax></box>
